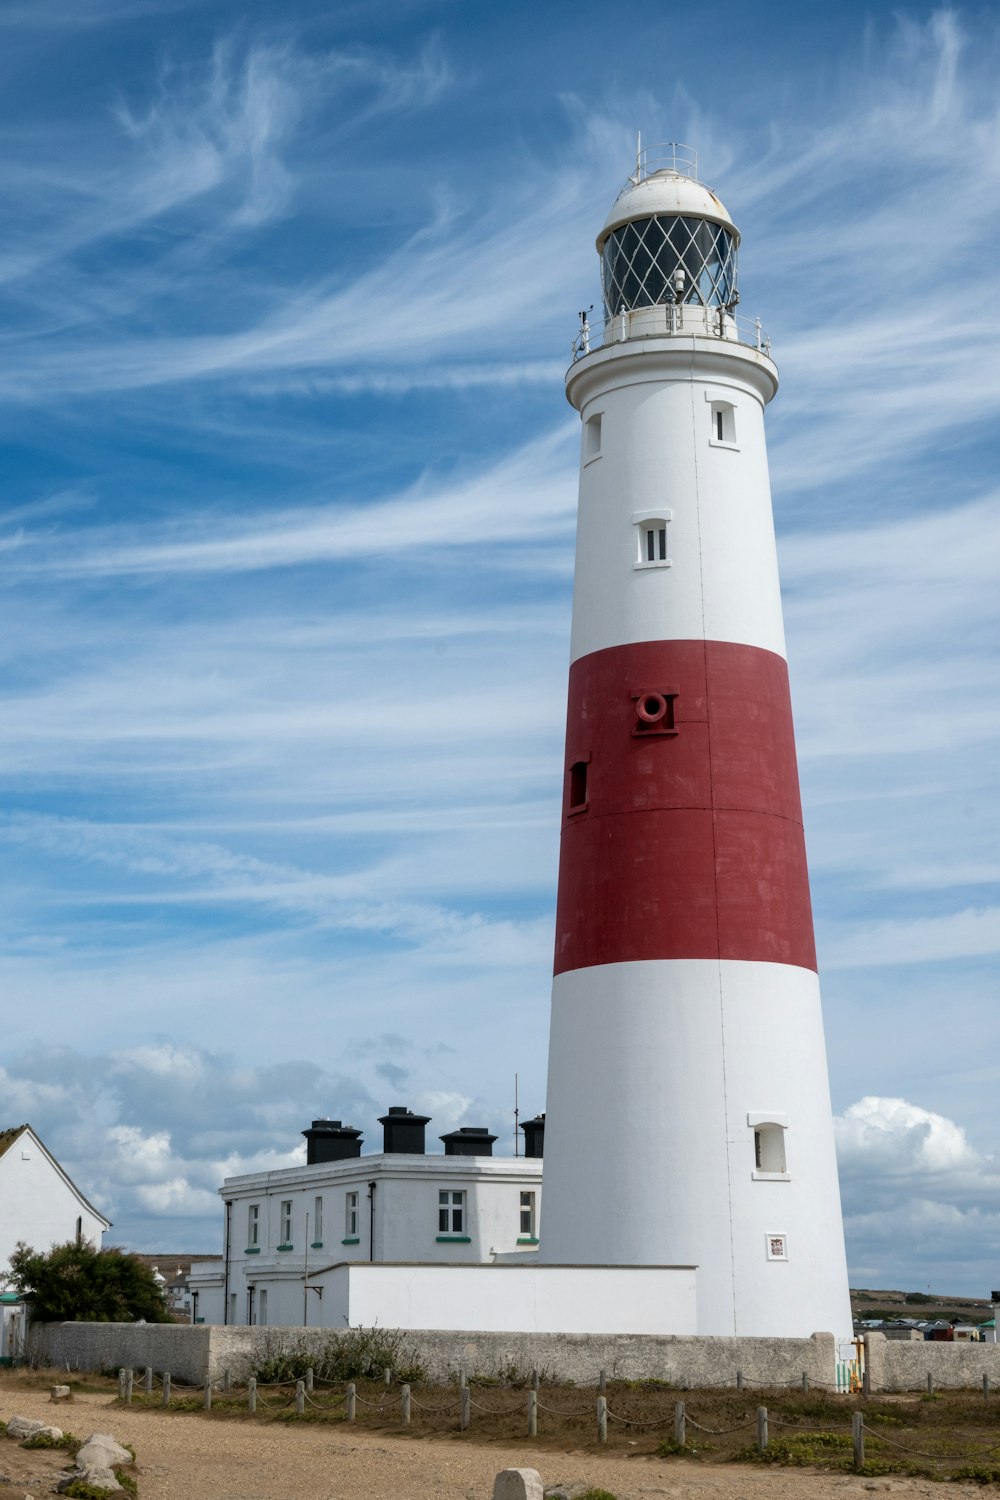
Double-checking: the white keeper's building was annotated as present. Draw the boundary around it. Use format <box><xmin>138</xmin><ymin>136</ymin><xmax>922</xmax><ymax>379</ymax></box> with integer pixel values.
<box><xmin>190</xmin><ymin>1108</ymin><xmax>546</xmax><ymax>1329</ymax></box>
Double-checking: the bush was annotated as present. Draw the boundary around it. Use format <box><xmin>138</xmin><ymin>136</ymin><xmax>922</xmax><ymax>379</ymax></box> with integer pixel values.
<box><xmin>4</xmin><ymin>1241</ymin><xmax>170</xmax><ymax>1324</ymax></box>
<box><xmin>252</xmin><ymin>1326</ymin><xmax>426</xmax><ymax>1385</ymax></box>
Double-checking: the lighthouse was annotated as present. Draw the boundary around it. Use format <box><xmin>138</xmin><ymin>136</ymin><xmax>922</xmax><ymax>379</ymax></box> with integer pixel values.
<box><xmin>538</xmin><ymin>145</ymin><xmax>852</xmax><ymax>1340</ymax></box>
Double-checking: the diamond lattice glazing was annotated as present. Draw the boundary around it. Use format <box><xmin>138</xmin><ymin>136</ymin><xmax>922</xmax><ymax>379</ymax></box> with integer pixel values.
<box><xmin>602</xmin><ymin>215</ymin><xmax>737</xmax><ymax>316</ymax></box>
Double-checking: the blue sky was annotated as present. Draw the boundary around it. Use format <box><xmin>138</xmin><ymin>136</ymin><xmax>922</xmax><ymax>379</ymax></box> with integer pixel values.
<box><xmin>1</xmin><ymin>0</ymin><xmax>999</xmax><ymax>1297</ymax></box>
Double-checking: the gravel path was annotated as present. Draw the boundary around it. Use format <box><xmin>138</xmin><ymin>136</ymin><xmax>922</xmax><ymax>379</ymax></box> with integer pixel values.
<box><xmin>0</xmin><ymin>1386</ymin><xmax>981</xmax><ymax>1499</ymax></box>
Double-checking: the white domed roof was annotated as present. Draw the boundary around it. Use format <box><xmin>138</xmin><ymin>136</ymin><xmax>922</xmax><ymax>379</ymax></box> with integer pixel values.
<box><xmin>597</xmin><ymin>169</ymin><xmax>738</xmax><ymax>254</ymax></box>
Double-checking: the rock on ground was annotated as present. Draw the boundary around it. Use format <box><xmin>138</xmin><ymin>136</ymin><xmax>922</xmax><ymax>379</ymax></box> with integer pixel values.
<box><xmin>493</xmin><ymin>1470</ymin><xmax>544</xmax><ymax>1500</ymax></box>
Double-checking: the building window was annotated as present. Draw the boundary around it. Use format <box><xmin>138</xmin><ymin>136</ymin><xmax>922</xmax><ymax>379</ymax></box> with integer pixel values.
<box><xmin>280</xmin><ymin>1200</ymin><xmax>292</xmax><ymax>1245</ymax></box>
<box><xmin>248</xmin><ymin>1203</ymin><xmax>259</xmax><ymax>1248</ymax></box>
<box><xmin>345</xmin><ymin>1191</ymin><xmax>359</xmax><ymax>1239</ymax></box>
<box><xmin>519</xmin><ymin>1191</ymin><xmax>536</xmax><ymax>1239</ymax></box>
<box><xmin>633</xmin><ymin>510</ymin><xmax>672</xmax><ymax>569</ymax></box>
<box><xmin>258</xmin><ymin>1289</ymin><xmax>268</xmax><ymax>1327</ymax></box>
<box><xmin>709</xmin><ymin>400</ymin><xmax>736</xmax><ymax>445</ymax></box>
<box><xmin>313</xmin><ymin>1196</ymin><xmax>323</xmax><ymax>1245</ymax></box>
<box><xmin>568</xmin><ymin>760</ymin><xmax>588</xmax><ymax>812</ymax></box>
<box><xmin>748</xmin><ymin>1113</ymin><xmax>789</xmax><ymax>1177</ymax></box>
<box><xmin>438</xmin><ymin>1189</ymin><xmax>465</xmax><ymax>1235</ymax></box>
<box><xmin>584</xmin><ymin>411</ymin><xmax>602</xmax><ymax>462</ymax></box>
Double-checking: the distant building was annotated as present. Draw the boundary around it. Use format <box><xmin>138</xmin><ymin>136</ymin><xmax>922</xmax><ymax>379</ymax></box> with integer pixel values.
<box><xmin>191</xmin><ymin>1108</ymin><xmax>544</xmax><ymax>1327</ymax></box>
<box><xmin>0</xmin><ymin>1124</ymin><xmax>110</xmax><ymax>1275</ymax></box>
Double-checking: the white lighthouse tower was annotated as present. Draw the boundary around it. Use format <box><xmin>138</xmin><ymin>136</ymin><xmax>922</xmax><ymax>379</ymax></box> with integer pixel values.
<box><xmin>539</xmin><ymin>145</ymin><xmax>852</xmax><ymax>1340</ymax></box>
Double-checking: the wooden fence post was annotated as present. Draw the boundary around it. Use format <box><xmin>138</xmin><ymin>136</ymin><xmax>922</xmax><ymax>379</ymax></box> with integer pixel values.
<box><xmin>295</xmin><ymin>1379</ymin><xmax>305</xmax><ymax>1415</ymax></box>
<box><xmin>247</xmin><ymin>1377</ymin><xmax>256</xmax><ymax>1413</ymax></box>
<box><xmin>736</xmin><ymin>1369</ymin><xmax>743</xmax><ymax>1392</ymax></box>
<box><xmin>927</xmin><ymin>1372</ymin><xmax>934</xmax><ymax>1395</ymax></box>
<box><xmin>460</xmin><ymin>1387</ymin><xmax>471</xmax><ymax>1431</ymax></box>
<box><xmin>203</xmin><ymin>1381</ymin><xmax>212</xmax><ymax>1411</ymax></box>
<box><xmin>801</xmin><ymin>1371</ymin><xmax>809</xmax><ymax>1391</ymax></box>
<box><xmin>862</xmin><ymin>1366</ymin><xmax>871</xmax><ymax>1398</ymax></box>
<box><xmin>401</xmin><ymin>1383</ymin><xmax>411</xmax><ymax>1426</ymax></box>
<box><xmin>984</xmin><ymin>1372</ymin><xmax>990</xmax><ymax>1402</ymax></box>
<box><xmin>853</xmin><ymin>1411</ymin><xmax>864</xmax><ymax>1472</ymax></box>
<box><xmin>384</xmin><ymin>1366</ymin><xmax>391</xmax><ymax>1386</ymax></box>
<box><xmin>144</xmin><ymin>1366</ymin><xmax>153</xmax><ymax>1395</ymax></box>
<box><xmin>527</xmin><ymin>1389</ymin><xmax>537</xmax><ymax>1437</ymax></box>
<box><xmin>305</xmin><ymin>1367</ymin><xmax>314</xmax><ymax>1393</ymax></box>
<box><xmin>756</xmin><ymin>1405</ymin><xmax>768</xmax><ymax>1453</ymax></box>
<box><xmin>162</xmin><ymin>1372</ymin><xmax>171</xmax><ymax>1407</ymax></box>
<box><xmin>597</xmin><ymin>1395</ymin><xmax>607</xmax><ymax>1445</ymax></box>
<box><xmin>598</xmin><ymin>1368</ymin><xmax>606</xmax><ymax>1394</ymax></box>
<box><xmin>125</xmin><ymin>1369</ymin><xmax>134</xmax><ymax>1406</ymax></box>
<box><xmin>674</xmin><ymin>1400</ymin><xmax>686</xmax><ymax>1446</ymax></box>
<box><xmin>346</xmin><ymin>1382</ymin><xmax>356</xmax><ymax>1421</ymax></box>
<box><xmin>532</xmin><ymin>1368</ymin><xmax>540</xmax><ymax>1391</ymax></box>
<box><xmin>223</xmin><ymin>1367</ymin><xmax>231</xmax><ymax>1393</ymax></box>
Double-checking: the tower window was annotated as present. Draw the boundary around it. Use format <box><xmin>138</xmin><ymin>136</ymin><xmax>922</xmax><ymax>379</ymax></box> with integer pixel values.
<box><xmin>748</xmin><ymin>1114</ymin><xmax>788</xmax><ymax>1176</ymax></box>
<box><xmin>633</xmin><ymin>510</ymin><xmax>672</xmax><ymax>569</ymax></box>
<box><xmin>568</xmin><ymin>759</ymin><xmax>589</xmax><ymax>811</ymax></box>
<box><xmin>584</xmin><ymin>412</ymin><xmax>602</xmax><ymax>462</ymax></box>
<box><xmin>709</xmin><ymin>400</ymin><xmax>736</xmax><ymax>445</ymax></box>
<box><xmin>519</xmin><ymin>1190</ymin><xmax>537</xmax><ymax>1240</ymax></box>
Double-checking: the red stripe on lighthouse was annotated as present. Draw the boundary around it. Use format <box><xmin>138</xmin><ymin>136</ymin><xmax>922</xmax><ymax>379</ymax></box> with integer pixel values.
<box><xmin>553</xmin><ymin>639</ymin><xmax>817</xmax><ymax>974</ymax></box>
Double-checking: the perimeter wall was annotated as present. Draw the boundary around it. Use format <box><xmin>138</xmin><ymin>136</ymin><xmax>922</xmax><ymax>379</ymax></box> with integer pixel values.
<box><xmin>29</xmin><ymin>1323</ymin><xmax>836</xmax><ymax>1386</ymax></box>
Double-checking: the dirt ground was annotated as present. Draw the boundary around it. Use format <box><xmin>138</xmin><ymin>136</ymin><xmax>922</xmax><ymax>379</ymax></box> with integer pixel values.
<box><xmin>0</xmin><ymin>1383</ymin><xmax>987</xmax><ymax>1500</ymax></box>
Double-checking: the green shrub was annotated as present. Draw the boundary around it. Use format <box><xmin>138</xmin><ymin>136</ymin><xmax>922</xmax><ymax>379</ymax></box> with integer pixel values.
<box><xmin>252</xmin><ymin>1326</ymin><xmax>426</xmax><ymax>1385</ymax></box>
<box><xmin>656</xmin><ymin>1435</ymin><xmax>695</xmax><ymax>1456</ymax></box>
<box><xmin>21</xmin><ymin>1430</ymin><xmax>80</xmax><ymax>1452</ymax></box>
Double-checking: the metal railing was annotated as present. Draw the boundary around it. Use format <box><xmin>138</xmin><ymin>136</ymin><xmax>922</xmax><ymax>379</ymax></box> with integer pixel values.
<box><xmin>571</xmin><ymin>304</ymin><xmax>771</xmax><ymax>363</ymax></box>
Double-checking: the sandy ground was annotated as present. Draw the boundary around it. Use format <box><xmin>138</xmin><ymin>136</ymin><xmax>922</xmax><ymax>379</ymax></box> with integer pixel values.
<box><xmin>0</xmin><ymin>1385</ymin><xmax>983</xmax><ymax>1500</ymax></box>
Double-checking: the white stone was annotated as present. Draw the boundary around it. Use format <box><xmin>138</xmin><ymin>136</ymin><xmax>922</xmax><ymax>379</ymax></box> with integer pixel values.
<box><xmin>75</xmin><ymin>1433</ymin><xmax>132</xmax><ymax>1470</ymax></box>
<box><xmin>4</xmin><ymin>1418</ymin><xmax>44</xmax><ymax>1440</ymax></box>
<box><xmin>493</xmin><ymin>1469</ymin><xmax>544</xmax><ymax>1500</ymax></box>
<box><xmin>49</xmin><ymin>1385</ymin><xmax>72</xmax><ymax>1402</ymax></box>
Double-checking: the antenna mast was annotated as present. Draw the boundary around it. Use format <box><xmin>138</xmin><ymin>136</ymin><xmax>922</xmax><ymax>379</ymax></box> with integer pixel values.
<box><xmin>514</xmin><ymin>1072</ymin><xmax>520</xmax><ymax>1157</ymax></box>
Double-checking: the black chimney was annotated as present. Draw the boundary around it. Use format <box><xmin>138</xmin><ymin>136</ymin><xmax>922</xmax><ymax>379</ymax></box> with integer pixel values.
<box><xmin>302</xmin><ymin>1119</ymin><xmax>363</xmax><ymax>1165</ymax></box>
<box><xmin>440</xmin><ymin>1126</ymin><xmax>497</xmax><ymax>1158</ymax></box>
<box><xmin>520</xmin><ymin>1113</ymin><xmax>545</xmax><ymax>1158</ymax></box>
<box><xmin>379</xmin><ymin>1106</ymin><xmax>431</xmax><ymax>1154</ymax></box>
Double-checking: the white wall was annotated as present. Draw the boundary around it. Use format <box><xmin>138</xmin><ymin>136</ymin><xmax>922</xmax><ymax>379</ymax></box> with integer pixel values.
<box><xmin>320</xmin><ymin>1263</ymin><xmax>697</xmax><ymax>1335</ymax></box>
<box><xmin>0</xmin><ymin>1131</ymin><xmax>107</xmax><ymax>1274</ymax></box>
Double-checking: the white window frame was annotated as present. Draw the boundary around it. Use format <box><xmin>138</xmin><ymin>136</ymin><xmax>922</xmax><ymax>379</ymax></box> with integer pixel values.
<box><xmin>706</xmin><ymin>391</ymin><xmax>739</xmax><ymax>449</ymax></box>
<box><xmin>438</xmin><ymin>1188</ymin><xmax>466</xmax><ymax>1236</ymax></box>
<box><xmin>583</xmin><ymin>410</ymin><xmax>603</xmax><ymax>464</ymax></box>
<box><xmin>247</xmin><ymin>1203</ymin><xmax>259</xmax><ymax>1248</ymax></box>
<box><xmin>345</xmin><ymin>1191</ymin><xmax>359</xmax><ymax>1240</ymax></box>
<box><xmin>279</xmin><ymin>1200</ymin><xmax>293</xmax><ymax>1245</ymax></box>
<box><xmin>748</xmin><ymin>1111</ymin><xmax>790</xmax><ymax>1180</ymax></box>
<box><xmin>632</xmin><ymin>509</ymin><xmax>672</xmax><ymax>570</ymax></box>
<box><xmin>313</xmin><ymin>1196</ymin><xmax>323</xmax><ymax>1245</ymax></box>
<box><xmin>519</xmin><ymin>1190</ymin><xmax>537</xmax><ymax>1240</ymax></box>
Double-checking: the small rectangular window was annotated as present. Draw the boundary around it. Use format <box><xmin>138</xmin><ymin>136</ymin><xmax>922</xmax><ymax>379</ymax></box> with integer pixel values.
<box><xmin>280</xmin><ymin>1200</ymin><xmax>292</xmax><ymax>1244</ymax></box>
<box><xmin>519</xmin><ymin>1190</ymin><xmax>536</xmax><ymax>1238</ymax></box>
<box><xmin>248</xmin><ymin>1203</ymin><xmax>259</xmax><ymax>1247</ymax></box>
<box><xmin>753</xmin><ymin>1123</ymin><xmax>787</xmax><ymax>1174</ymax></box>
<box><xmin>313</xmin><ymin>1196</ymin><xmax>323</xmax><ymax>1244</ymax></box>
<box><xmin>438</xmin><ymin>1188</ymin><xmax>465</xmax><ymax>1234</ymax></box>
<box><xmin>569</xmin><ymin>760</ymin><xmax>588</xmax><ymax>810</ymax></box>
<box><xmin>710</xmin><ymin>401</ymin><xmax>736</xmax><ymax>444</ymax></box>
<box><xmin>584</xmin><ymin>412</ymin><xmax>602</xmax><ymax>461</ymax></box>
<box><xmin>345</xmin><ymin>1191</ymin><xmax>359</xmax><ymax>1238</ymax></box>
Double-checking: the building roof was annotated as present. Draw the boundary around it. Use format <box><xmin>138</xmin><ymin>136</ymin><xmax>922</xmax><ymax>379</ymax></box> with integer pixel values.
<box><xmin>0</xmin><ymin>1124</ymin><xmax>111</xmax><ymax>1231</ymax></box>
